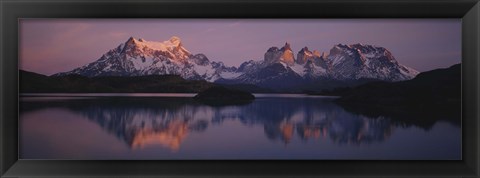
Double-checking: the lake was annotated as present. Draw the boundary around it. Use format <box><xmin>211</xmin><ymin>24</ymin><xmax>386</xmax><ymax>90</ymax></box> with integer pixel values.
<box><xmin>19</xmin><ymin>93</ymin><xmax>461</xmax><ymax>160</ymax></box>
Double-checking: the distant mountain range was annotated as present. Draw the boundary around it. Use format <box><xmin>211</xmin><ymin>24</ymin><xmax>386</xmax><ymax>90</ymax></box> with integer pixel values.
<box><xmin>52</xmin><ymin>36</ymin><xmax>419</xmax><ymax>91</ymax></box>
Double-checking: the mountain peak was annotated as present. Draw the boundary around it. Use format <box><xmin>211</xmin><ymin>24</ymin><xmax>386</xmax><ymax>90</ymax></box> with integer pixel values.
<box><xmin>126</xmin><ymin>36</ymin><xmax>137</xmax><ymax>44</ymax></box>
<box><xmin>264</xmin><ymin>43</ymin><xmax>295</xmax><ymax>66</ymax></box>
<box><xmin>280</xmin><ymin>43</ymin><xmax>295</xmax><ymax>66</ymax></box>
<box><xmin>300</xmin><ymin>46</ymin><xmax>310</xmax><ymax>52</ymax></box>
<box><xmin>296</xmin><ymin>46</ymin><xmax>317</xmax><ymax>65</ymax></box>
<box><xmin>282</xmin><ymin>42</ymin><xmax>292</xmax><ymax>51</ymax></box>
<box><xmin>169</xmin><ymin>36</ymin><xmax>182</xmax><ymax>47</ymax></box>
<box><xmin>267</xmin><ymin>47</ymin><xmax>280</xmax><ymax>52</ymax></box>
<box><xmin>352</xmin><ymin>43</ymin><xmax>365</xmax><ymax>46</ymax></box>
<box><xmin>327</xmin><ymin>43</ymin><xmax>418</xmax><ymax>81</ymax></box>
<box><xmin>349</xmin><ymin>43</ymin><xmax>375</xmax><ymax>49</ymax></box>
<box><xmin>120</xmin><ymin>36</ymin><xmax>190</xmax><ymax>57</ymax></box>
<box><xmin>123</xmin><ymin>37</ymin><xmax>141</xmax><ymax>53</ymax></box>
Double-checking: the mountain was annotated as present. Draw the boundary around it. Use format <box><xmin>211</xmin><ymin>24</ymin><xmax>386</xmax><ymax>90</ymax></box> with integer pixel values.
<box><xmin>55</xmin><ymin>36</ymin><xmax>240</xmax><ymax>82</ymax></box>
<box><xmin>264</xmin><ymin>42</ymin><xmax>295</xmax><ymax>66</ymax></box>
<box><xmin>54</xmin><ymin>36</ymin><xmax>419</xmax><ymax>91</ymax></box>
<box><xmin>219</xmin><ymin>43</ymin><xmax>418</xmax><ymax>91</ymax></box>
<box><xmin>327</xmin><ymin>44</ymin><xmax>418</xmax><ymax>81</ymax></box>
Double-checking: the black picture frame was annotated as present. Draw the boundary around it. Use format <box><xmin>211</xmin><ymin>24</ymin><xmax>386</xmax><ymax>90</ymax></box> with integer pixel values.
<box><xmin>1</xmin><ymin>0</ymin><xmax>479</xmax><ymax>177</ymax></box>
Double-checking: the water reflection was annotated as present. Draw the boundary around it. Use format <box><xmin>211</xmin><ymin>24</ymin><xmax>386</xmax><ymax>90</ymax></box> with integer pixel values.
<box><xmin>130</xmin><ymin>120</ymin><xmax>188</xmax><ymax>151</ymax></box>
<box><xmin>19</xmin><ymin>95</ymin><xmax>461</xmax><ymax>159</ymax></box>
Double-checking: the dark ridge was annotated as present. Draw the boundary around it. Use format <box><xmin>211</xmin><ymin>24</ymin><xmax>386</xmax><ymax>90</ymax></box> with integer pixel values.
<box><xmin>339</xmin><ymin>64</ymin><xmax>460</xmax><ymax>104</ymax></box>
<box><xmin>323</xmin><ymin>63</ymin><xmax>461</xmax><ymax>107</ymax></box>
<box><xmin>20</xmin><ymin>70</ymin><xmax>214</xmax><ymax>93</ymax></box>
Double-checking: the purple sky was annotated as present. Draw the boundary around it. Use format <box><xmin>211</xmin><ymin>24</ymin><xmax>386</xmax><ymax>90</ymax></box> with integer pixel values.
<box><xmin>20</xmin><ymin>19</ymin><xmax>461</xmax><ymax>75</ymax></box>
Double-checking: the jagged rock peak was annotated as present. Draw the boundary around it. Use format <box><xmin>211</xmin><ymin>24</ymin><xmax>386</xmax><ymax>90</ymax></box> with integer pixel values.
<box><xmin>267</xmin><ymin>47</ymin><xmax>280</xmax><ymax>52</ymax></box>
<box><xmin>264</xmin><ymin>43</ymin><xmax>295</xmax><ymax>66</ymax></box>
<box><xmin>281</xmin><ymin>42</ymin><xmax>292</xmax><ymax>51</ymax></box>
<box><xmin>123</xmin><ymin>37</ymin><xmax>141</xmax><ymax>52</ymax></box>
<box><xmin>299</xmin><ymin>46</ymin><xmax>310</xmax><ymax>53</ymax></box>
<box><xmin>280</xmin><ymin>43</ymin><xmax>295</xmax><ymax>66</ymax></box>
<box><xmin>169</xmin><ymin>36</ymin><xmax>182</xmax><ymax>47</ymax></box>
<box><xmin>334</xmin><ymin>43</ymin><xmax>386</xmax><ymax>52</ymax></box>
<box><xmin>296</xmin><ymin>46</ymin><xmax>316</xmax><ymax>65</ymax></box>
<box><xmin>349</xmin><ymin>43</ymin><xmax>374</xmax><ymax>48</ymax></box>
<box><xmin>125</xmin><ymin>36</ymin><xmax>137</xmax><ymax>44</ymax></box>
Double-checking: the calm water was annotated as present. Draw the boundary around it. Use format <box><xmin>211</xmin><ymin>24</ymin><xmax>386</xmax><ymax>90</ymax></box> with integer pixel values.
<box><xmin>19</xmin><ymin>93</ymin><xmax>461</xmax><ymax>160</ymax></box>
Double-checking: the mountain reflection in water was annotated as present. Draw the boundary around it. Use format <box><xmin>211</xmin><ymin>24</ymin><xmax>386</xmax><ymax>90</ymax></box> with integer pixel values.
<box><xmin>19</xmin><ymin>95</ymin><xmax>461</xmax><ymax>160</ymax></box>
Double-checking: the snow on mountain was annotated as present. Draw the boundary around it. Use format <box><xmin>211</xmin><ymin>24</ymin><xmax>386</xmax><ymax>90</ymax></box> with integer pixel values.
<box><xmin>225</xmin><ymin>43</ymin><xmax>331</xmax><ymax>88</ymax></box>
<box><xmin>303</xmin><ymin>60</ymin><xmax>329</xmax><ymax>80</ymax></box>
<box><xmin>55</xmin><ymin>36</ymin><xmax>239</xmax><ymax>82</ymax></box>
<box><xmin>326</xmin><ymin>43</ymin><xmax>418</xmax><ymax>81</ymax></box>
<box><xmin>296</xmin><ymin>47</ymin><xmax>314</xmax><ymax>65</ymax></box>
<box><xmin>55</xmin><ymin>37</ymin><xmax>418</xmax><ymax>90</ymax></box>
<box><xmin>226</xmin><ymin>62</ymin><xmax>304</xmax><ymax>89</ymax></box>
<box><xmin>223</xmin><ymin>42</ymin><xmax>418</xmax><ymax>89</ymax></box>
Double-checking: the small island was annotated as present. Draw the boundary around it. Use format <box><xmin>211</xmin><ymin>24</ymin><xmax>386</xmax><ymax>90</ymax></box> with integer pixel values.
<box><xmin>194</xmin><ymin>86</ymin><xmax>255</xmax><ymax>105</ymax></box>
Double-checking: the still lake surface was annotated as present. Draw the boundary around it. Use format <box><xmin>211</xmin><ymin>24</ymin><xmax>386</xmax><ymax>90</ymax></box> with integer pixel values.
<box><xmin>19</xmin><ymin>93</ymin><xmax>461</xmax><ymax>160</ymax></box>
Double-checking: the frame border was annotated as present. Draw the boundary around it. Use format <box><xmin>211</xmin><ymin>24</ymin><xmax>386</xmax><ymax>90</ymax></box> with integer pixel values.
<box><xmin>1</xmin><ymin>0</ymin><xmax>479</xmax><ymax>177</ymax></box>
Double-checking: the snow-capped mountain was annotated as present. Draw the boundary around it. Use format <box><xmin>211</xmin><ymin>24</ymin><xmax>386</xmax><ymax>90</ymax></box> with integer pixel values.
<box><xmin>326</xmin><ymin>43</ymin><xmax>418</xmax><ymax>81</ymax></box>
<box><xmin>223</xmin><ymin>42</ymin><xmax>418</xmax><ymax>89</ymax></box>
<box><xmin>55</xmin><ymin>36</ymin><xmax>240</xmax><ymax>82</ymax></box>
<box><xmin>55</xmin><ymin>36</ymin><xmax>418</xmax><ymax>91</ymax></box>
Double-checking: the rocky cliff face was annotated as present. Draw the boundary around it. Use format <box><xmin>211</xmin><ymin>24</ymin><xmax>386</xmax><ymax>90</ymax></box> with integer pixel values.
<box><xmin>264</xmin><ymin>42</ymin><xmax>295</xmax><ymax>66</ymax></box>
